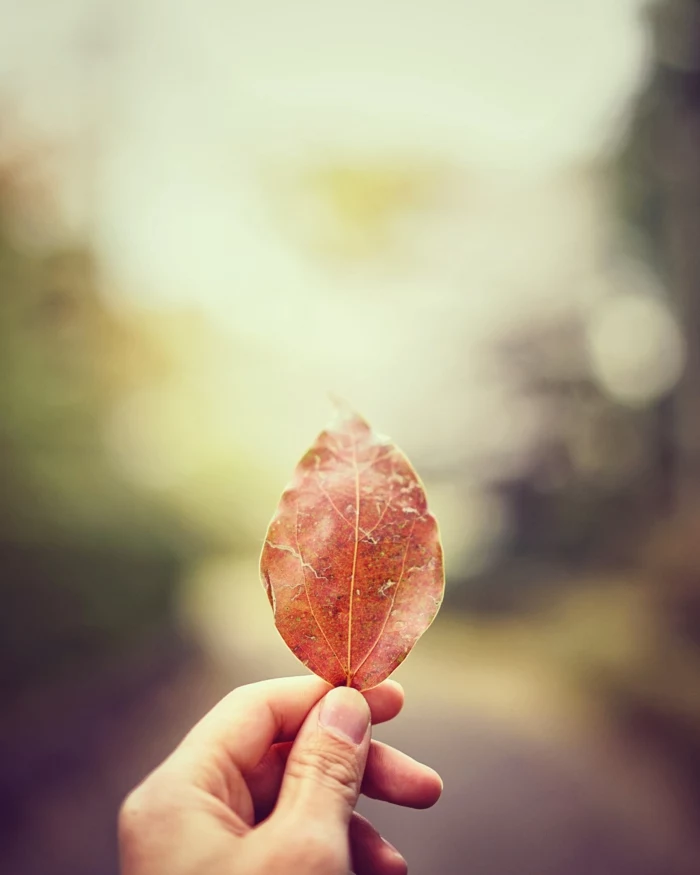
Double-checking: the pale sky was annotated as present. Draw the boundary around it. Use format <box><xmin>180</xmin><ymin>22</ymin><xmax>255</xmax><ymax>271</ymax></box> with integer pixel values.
<box><xmin>0</xmin><ymin>0</ymin><xmax>662</xmax><ymax>568</ymax></box>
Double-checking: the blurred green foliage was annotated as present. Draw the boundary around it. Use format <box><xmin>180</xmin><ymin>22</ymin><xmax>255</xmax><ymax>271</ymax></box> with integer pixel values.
<box><xmin>0</xmin><ymin>173</ymin><xmax>202</xmax><ymax>698</ymax></box>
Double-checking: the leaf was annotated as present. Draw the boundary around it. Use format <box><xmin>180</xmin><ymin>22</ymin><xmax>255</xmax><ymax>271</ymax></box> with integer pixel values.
<box><xmin>260</xmin><ymin>408</ymin><xmax>444</xmax><ymax>690</ymax></box>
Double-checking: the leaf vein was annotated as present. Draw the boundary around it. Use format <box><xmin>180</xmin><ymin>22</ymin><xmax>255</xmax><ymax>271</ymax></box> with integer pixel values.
<box><xmin>351</xmin><ymin>517</ymin><xmax>418</xmax><ymax>680</ymax></box>
<box><xmin>346</xmin><ymin>441</ymin><xmax>361</xmax><ymax>685</ymax></box>
<box><xmin>291</xmin><ymin>508</ymin><xmax>346</xmax><ymax>677</ymax></box>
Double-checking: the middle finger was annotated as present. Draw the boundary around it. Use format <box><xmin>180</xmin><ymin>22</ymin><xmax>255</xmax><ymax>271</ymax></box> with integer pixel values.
<box><xmin>248</xmin><ymin>738</ymin><xmax>442</xmax><ymax>821</ymax></box>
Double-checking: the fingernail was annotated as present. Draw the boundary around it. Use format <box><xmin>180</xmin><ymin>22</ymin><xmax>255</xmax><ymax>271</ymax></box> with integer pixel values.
<box><xmin>382</xmin><ymin>836</ymin><xmax>402</xmax><ymax>858</ymax></box>
<box><xmin>382</xmin><ymin>837</ymin><xmax>407</xmax><ymax>872</ymax></box>
<box><xmin>319</xmin><ymin>687</ymin><xmax>370</xmax><ymax>745</ymax></box>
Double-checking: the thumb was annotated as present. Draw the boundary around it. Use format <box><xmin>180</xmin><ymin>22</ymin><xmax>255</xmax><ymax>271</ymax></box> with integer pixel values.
<box><xmin>274</xmin><ymin>686</ymin><xmax>371</xmax><ymax>830</ymax></box>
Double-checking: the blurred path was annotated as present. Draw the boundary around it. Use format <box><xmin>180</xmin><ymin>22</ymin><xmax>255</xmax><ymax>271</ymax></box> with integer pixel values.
<box><xmin>2</xmin><ymin>603</ymin><xmax>700</xmax><ymax>874</ymax></box>
<box><xmin>363</xmin><ymin>705</ymin><xmax>697</xmax><ymax>875</ymax></box>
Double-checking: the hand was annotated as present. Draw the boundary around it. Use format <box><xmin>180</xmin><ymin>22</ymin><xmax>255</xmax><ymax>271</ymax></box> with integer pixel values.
<box><xmin>119</xmin><ymin>676</ymin><xmax>442</xmax><ymax>875</ymax></box>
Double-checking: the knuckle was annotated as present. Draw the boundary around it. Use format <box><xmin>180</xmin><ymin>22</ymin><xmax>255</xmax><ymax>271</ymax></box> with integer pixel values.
<box><xmin>118</xmin><ymin>773</ymin><xmax>179</xmax><ymax>853</ymax></box>
<box><xmin>287</xmin><ymin>741</ymin><xmax>361</xmax><ymax>804</ymax></box>
<box><xmin>118</xmin><ymin>786</ymin><xmax>148</xmax><ymax>846</ymax></box>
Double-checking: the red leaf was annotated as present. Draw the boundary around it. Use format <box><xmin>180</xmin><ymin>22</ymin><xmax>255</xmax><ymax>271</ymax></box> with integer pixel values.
<box><xmin>260</xmin><ymin>408</ymin><xmax>444</xmax><ymax>690</ymax></box>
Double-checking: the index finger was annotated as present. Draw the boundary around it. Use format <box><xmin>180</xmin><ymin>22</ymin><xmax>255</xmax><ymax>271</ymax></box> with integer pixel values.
<box><xmin>174</xmin><ymin>676</ymin><xmax>403</xmax><ymax>777</ymax></box>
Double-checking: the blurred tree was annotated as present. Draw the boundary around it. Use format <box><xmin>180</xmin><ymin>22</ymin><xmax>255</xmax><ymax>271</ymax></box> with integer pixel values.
<box><xmin>446</xmin><ymin>1</ymin><xmax>695</xmax><ymax>614</ymax></box>
<box><xmin>445</xmin><ymin>316</ymin><xmax>665</xmax><ymax>614</ymax></box>
<box><xmin>0</xmin><ymin>144</ymin><xmax>203</xmax><ymax>700</ymax></box>
<box><xmin>618</xmin><ymin>0</ymin><xmax>700</xmax><ymax>510</ymax></box>
<box><xmin>598</xmin><ymin>0</ymin><xmax>700</xmax><ymax>832</ymax></box>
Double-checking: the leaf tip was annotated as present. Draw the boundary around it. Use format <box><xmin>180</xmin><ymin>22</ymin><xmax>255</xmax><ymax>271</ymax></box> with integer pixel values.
<box><xmin>327</xmin><ymin>393</ymin><xmax>370</xmax><ymax>433</ymax></box>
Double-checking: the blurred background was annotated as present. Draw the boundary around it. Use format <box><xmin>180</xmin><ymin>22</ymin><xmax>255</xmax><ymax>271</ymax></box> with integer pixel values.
<box><xmin>3</xmin><ymin>1</ymin><xmax>700</xmax><ymax>873</ymax></box>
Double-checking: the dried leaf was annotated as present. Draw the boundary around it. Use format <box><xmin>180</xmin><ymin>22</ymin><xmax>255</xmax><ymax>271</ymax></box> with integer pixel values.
<box><xmin>260</xmin><ymin>408</ymin><xmax>444</xmax><ymax>690</ymax></box>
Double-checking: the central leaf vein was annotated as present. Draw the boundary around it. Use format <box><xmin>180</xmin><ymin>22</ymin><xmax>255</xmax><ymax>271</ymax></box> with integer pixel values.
<box><xmin>347</xmin><ymin>441</ymin><xmax>361</xmax><ymax>685</ymax></box>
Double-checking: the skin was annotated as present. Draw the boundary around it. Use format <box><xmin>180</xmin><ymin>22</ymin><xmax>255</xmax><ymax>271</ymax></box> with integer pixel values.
<box><xmin>119</xmin><ymin>676</ymin><xmax>442</xmax><ymax>875</ymax></box>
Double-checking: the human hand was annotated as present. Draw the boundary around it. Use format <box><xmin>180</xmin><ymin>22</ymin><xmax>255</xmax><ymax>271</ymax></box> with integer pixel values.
<box><xmin>119</xmin><ymin>676</ymin><xmax>442</xmax><ymax>875</ymax></box>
